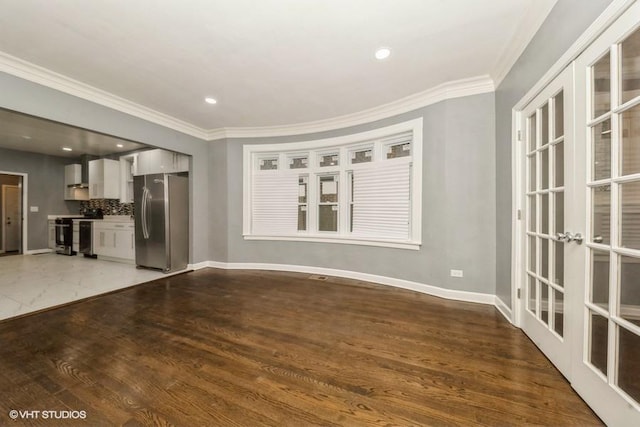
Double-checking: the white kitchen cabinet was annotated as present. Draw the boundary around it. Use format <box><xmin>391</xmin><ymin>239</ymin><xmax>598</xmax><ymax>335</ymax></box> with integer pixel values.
<box><xmin>89</xmin><ymin>159</ymin><xmax>120</xmax><ymax>199</ymax></box>
<box><xmin>64</xmin><ymin>164</ymin><xmax>89</xmax><ymax>200</ymax></box>
<box><xmin>48</xmin><ymin>220</ymin><xmax>56</xmax><ymax>249</ymax></box>
<box><xmin>119</xmin><ymin>154</ymin><xmax>137</xmax><ymax>203</ymax></box>
<box><xmin>135</xmin><ymin>149</ymin><xmax>189</xmax><ymax>175</ymax></box>
<box><xmin>93</xmin><ymin>221</ymin><xmax>135</xmax><ymax>261</ymax></box>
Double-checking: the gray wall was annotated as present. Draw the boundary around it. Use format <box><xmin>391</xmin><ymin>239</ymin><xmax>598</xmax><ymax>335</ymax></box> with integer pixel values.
<box><xmin>0</xmin><ymin>71</ymin><xmax>210</xmax><ymax>263</ymax></box>
<box><xmin>0</xmin><ymin>148</ymin><xmax>80</xmax><ymax>250</ymax></box>
<box><xmin>209</xmin><ymin>141</ymin><xmax>228</xmax><ymax>262</ymax></box>
<box><xmin>495</xmin><ymin>0</ymin><xmax>613</xmax><ymax>308</ymax></box>
<box><xmin>212</xmin><ymin>93</ymin><xmax>497</xmax><ymax>295</ymax></box>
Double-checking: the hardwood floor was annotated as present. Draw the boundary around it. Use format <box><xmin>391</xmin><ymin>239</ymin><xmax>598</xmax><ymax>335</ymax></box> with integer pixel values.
<box><xmin>0</xmin><ymin>268</ymin><xmax>602</xmax><ymax>426</ymax></box>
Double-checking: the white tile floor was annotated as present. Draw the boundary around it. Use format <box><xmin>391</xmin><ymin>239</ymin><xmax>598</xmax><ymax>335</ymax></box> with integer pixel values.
<box><xmin>0</xmin><ymin>253</ymin><xmax>165</xmax><ymax>320</ymax></box>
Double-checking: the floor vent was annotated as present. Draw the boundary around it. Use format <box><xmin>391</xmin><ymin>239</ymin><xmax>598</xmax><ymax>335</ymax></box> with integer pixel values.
<box><xmin>309</xmin><ymin>275</ymin><xmax>329</xmax><ymax>281</ymax></box>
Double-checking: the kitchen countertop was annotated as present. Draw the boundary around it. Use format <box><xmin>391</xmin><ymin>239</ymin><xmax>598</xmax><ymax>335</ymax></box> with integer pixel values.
<box><xmin>48</xmin><ymin>215</ymin><xmax>134</xmax><ymax>223</ymax></box>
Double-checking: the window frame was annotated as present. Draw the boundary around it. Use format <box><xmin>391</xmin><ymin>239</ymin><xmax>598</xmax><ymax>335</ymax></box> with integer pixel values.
<box><xmin>243</xmin><ymin>118</ymin><xmax>423</xmax><ymax>250</ymax></box>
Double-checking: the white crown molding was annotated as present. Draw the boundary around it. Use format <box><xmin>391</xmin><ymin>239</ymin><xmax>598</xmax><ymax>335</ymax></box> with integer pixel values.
<box><xmin>0</xmin><ymin>51</ymin><xmax>209</xmax><ymax>140</ymax></box>
<box><xmin>1</xmin><ymin>50</ymin><xmax>495</xmax><ymax>142</ymax></box>
<box><xmin>207</xmin><ymin>75</ymin><xmax>494</xmax><ymax>140</ymax></box>
<box><xmin>492</xmin><ymin>0</ymin><xmax>558</xmax><ymax>88</ymax></box>
<box><xmin>206</xmin><ymin>261</ymin><xmax>496</xmax><ymax>306</ymax></box>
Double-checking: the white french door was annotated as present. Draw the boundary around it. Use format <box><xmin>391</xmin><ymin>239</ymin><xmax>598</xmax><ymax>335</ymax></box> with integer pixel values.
<box><xmin>520</xmin><ymin>65</ymin><xmax>575</xmax><ymax>379</ymax></box>
<box><xmin>571</xmin><ymin>2</ymin><xmax>640</xmax><ymax>425</ymax></box>
<box><xmin>518</xmin><ymin>2</ymin><xmax>640</xmax><ymax>425</ymax></box>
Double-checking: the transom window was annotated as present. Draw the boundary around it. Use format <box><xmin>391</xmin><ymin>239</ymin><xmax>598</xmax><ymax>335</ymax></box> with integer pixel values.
<box><xmin>243</xmin><ymin>118</ymin><xmax>423</xmax><ymax>249</ymax></box>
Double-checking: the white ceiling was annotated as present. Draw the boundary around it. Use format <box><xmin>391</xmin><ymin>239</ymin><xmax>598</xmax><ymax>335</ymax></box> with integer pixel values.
<box><xmin>0</xmin><ymin>0</ymin><xmax>556</xmax><ymax>141</ymax></box>
<box><xmin>0</xmin><ymin>108</ymin><xmax>147</xmax><ymax>158</ymax></box>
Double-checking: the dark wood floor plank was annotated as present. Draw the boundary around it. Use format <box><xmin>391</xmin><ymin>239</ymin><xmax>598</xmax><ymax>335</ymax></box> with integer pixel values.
<box><xmin>0</xmin><ymin>268</ymin><xmax>602</xmax><ymax>426</ymax></box>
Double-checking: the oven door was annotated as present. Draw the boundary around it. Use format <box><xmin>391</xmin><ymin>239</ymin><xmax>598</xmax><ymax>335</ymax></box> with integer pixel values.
<box><xmin>54</xmin><ymin>219</ymin><xmax>70</xmax><ymax>246</ymax></box>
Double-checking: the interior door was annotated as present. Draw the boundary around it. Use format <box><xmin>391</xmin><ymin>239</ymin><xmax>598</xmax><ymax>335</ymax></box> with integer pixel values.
<box><xmin>570</xmin><ymin>3</ymin><xmax>640</xmax><ymax>425</ymax></box>
<box><xmin>2</xmin><ymin>185</ymin><xmax>21</xmax><ymax>253</ymax></box>
<box><xmin>520</xmin><ymin>65</ymin><xmax>575</xmax><ymax>379</ymax></box>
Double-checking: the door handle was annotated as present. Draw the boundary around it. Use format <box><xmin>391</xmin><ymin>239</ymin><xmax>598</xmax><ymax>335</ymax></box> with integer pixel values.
<box><xmin>556</xmin><ymin>231</ymin><xmax>583</xmax><ymax>244</ymax></box>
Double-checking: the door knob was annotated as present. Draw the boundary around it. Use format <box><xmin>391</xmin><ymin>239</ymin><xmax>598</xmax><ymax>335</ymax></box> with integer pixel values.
<box><xmin>556</xmin><ymin>232</ymin><xmax>583</xmax><ymax>244</ymax></box>
<box><xmin>568</xmin><ymin>232</ymin><xmax>583</xmax><ymax>244</ymax></box>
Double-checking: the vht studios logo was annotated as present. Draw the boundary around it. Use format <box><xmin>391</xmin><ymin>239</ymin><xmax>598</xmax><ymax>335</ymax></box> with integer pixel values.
<box><xmin>9</xmin><ymin>409</ymin><xmax>87</xmax><ymax>420</ymax></box>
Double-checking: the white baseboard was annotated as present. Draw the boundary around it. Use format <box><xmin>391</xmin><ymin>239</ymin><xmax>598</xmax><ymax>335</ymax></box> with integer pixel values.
<box><xmin>188</xmin><ymin>261</ymin><xmax>210</xmax><ymax>270</ymax></box>
<box><xmin>25</xmin><ymin>248</ymin><xmax>53</xmax><ymax>255</ymax></box>
<box><xmin>495</xmin><ymin>296</ymin><xmax>514</xmax><ymax>324</ymax></box>
<box><xmin>206</xmin><ymin>261</ymin><xmax>495</xmax><ymax>306</ymax></box>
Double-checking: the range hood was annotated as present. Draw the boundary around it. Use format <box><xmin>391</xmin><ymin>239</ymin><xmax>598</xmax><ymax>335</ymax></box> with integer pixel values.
<box><xmin>66</xmin><ymin>154</ymin><xmax>97</xmax><ymax>188</ymax></box>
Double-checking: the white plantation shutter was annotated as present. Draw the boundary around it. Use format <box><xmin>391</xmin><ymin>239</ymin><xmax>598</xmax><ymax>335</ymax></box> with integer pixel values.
<box><xmin>251</xmin><ymin>173</ymin><xmax>298</xmax><ymax>235</ymax></box>
<box><xmin>352</xmin><ymin>161</ymin><xmax>411</xmax><ymax>240</ymax></box>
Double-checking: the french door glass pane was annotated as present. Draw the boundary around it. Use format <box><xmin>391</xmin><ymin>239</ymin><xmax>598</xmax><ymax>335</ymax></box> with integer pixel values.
<box><xmin>554</xmin><ymin>91</ymin><xmax>564</xmax><ymax>138</ymax></box>
<box><xmin>555</xmin><ymin>192</ymin><xmax>564</xmax><ymax>234</ymax></box>
<box><xmin>618</xmin><ymin>327</ymin><xmax>640</xmax><ymax>402</ymax></box>
<box><xmin>591</xmin><ymin>250</ymin><xmax>610</xmax><ymax>310</ymax></box>
<box><xmin>529</xmin><ymin>155</ymin><xmax>537</xmax><ymax>191</ymax></box>
<box><xmin>621</xmin><ymin>27</ymin><xmax>640</xmax><ymax>104</ymax></box>
<box><xmin>592</xmin><ymin>52</ymin><xmax>611</xmax><ymax>118</ymax></box>
<box><xmin>555</xmin><ymin>142</ymin><xmax>564</xmax><ymax>187</ymax></box>
<box><xmin>541</xmin><ymin>148</ymin><xmax>549</xmax><ymax>189</ymax></box>
<box><xmin>620</xmin><ymin>180</ymin><xmax>640</xmax><ymax>250</ymax></box>
<box><xmin>589</xmin><ymin>311</ymin><xmax>609</xmax><ymax>376</ymax></box>
<box><xmin>541</xmin><ymin>284</ymin><xmax>549</xmax><ymax>324</ymax></box>
<box><xmin>619</xmin><ymin>255</ymin><xmax>640</xmax><ymax>326</ymax></box>
<box><xmin>554</xmin><ymin>241</ymin><xmax>564</xmax><ymax>287</ymax></box>
<box><xmin>593</xmin><ymin>119</ymin><xmax>612</xmax><ymax>180</ymax></box>
<box><xmin>592</xmin><ymin>185</ymin><xmax>611</xmax><ymax>245</ymax></box>
<box><xmin>541</xmin><ymin>103</ymin><xmax>550</xmax><ymax>145</ymax></box>
<box><xmin>541</xmin><ymin>193</ymin><xmax>549</xmax><ymax>235</ymax></box>
<box><xmin>528</xmin><ymin>114</ymin><xmax>537</xmax><ymax>151</ymax></box>
<box><xmin>529</xmin><ymin>236</ymin><xmax>537</xmax><ymax>272</ymax></box>
<box><xmin>541</xmin><ymin>238</ymin><xmax>549</xmax><ymax>279</ymax></box>
<box><xmin>528</xmin><ymin>196</ymin><xmax>536</xmax><ymax>232</ymax></box>
<box><xmin>554</xmin><ymin>289</ymin><xmax>564</xmax><ymax>337</ymax></box>
<box><xmin>528</xmin><ymin>275</ymin><xmax>537</xmax><ymax>313</ymax></box>
<box><xmin>621</xmin><ymin>103</ymin><xmax>640</xmax><ymax>176</ymax></box>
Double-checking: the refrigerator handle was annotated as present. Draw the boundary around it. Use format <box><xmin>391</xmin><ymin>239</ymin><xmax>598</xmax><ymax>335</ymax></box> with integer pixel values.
<box><xmin>142</xmin><ymin>186</ymin><xmax>151</xmax><ymax>239</ymax></box>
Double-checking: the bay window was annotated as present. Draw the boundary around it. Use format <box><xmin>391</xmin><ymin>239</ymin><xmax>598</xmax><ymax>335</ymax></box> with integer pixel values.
<box><xmin>243</xmin><ymin>118</ymin><xmax>422</xmax><ymax>249</ymax></box>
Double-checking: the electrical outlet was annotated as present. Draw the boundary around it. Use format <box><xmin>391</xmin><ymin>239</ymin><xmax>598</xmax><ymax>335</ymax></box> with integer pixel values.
<box><xmin>450</xmin><ymin>269</ymin><xmax>463</xmax><ymax>278</ymax></box>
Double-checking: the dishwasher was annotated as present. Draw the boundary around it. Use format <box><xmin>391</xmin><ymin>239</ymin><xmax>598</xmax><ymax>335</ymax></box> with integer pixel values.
<box><xmin>79</xmin><ymin>221</ymin><xmax>97</xmax><ymax>258</ymax></box>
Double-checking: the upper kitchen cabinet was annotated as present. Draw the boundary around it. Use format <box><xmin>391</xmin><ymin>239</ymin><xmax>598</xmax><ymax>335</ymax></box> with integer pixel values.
<box><xmin>89</xmin><ymin>159</ymin><xmax>120</xmax><ymax>199</ymax></box>
<box><xmin>64</xmin><ymin>164</ymin><xmax>89</xmax><ymax>200</ymax></box>
<box><xmin>119</xmin><ymin>154</ymin><xmax>137</xmax><ymax>203</ymax></box>
<box><xmin>135</xmin><ymin>149</ymin><xmax>189</xmax><ymax>176</ymax></box>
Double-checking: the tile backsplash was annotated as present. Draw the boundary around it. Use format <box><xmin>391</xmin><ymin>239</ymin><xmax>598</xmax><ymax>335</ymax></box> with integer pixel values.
<box><xmin>80</xmin><ymin>199</ymin><xmax>134</xmax><ymax>216</ymax></box>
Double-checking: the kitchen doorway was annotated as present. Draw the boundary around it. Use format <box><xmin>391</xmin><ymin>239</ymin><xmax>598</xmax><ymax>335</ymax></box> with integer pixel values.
<box><xmin>0</xmin><ymin>172</ymin><xmax>25</xmax><ymax>256</ymax></box>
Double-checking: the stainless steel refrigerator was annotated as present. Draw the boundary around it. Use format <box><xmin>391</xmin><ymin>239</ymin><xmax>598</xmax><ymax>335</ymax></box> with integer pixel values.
<box><xmin>134</xmin><ymin>173</ymin><xmax>189</xmax><ymax>272</ymax></box>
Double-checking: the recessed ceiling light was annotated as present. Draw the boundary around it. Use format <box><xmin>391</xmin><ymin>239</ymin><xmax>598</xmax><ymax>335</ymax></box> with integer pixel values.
<box><xmin>375</xmin><ymin>47</ymin><xmax>391</xmax><ymax>60</ymax></box>
<box><xmin>62</xmin><ymin>147</ymin><xmax>73</xmax><ymax>152</ymax></box>
<box><xmin>205</xmin><ymin>97</ymin><xmax>217</xmax><ymax>105</ymax></box>
<box><xmin>116</xmin><ymin>143</ymin><xmax>124</xmax><ymax>148</ymax></box>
